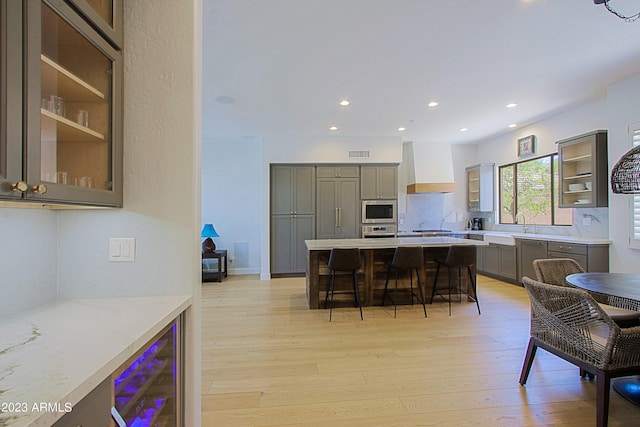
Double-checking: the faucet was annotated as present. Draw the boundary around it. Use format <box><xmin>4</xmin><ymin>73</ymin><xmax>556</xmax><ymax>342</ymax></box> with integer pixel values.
<box><xmin>516</xmin><ymin>212</ymin><xmax>528</xmax><ymax>233</ymax></box>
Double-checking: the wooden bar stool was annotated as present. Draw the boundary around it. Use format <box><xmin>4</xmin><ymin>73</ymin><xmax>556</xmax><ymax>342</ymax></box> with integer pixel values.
<box><xmin>430</xmin><ymin>245</ymin><xmax>481</xmax><ymax>316</ymax></box>
<box><xmin>381</xmin><ymin>246</ymin><xmax>427</xmax><ymax>318</ymax></box>
<box><xmin>324</xmin><ymin>248</ymin><xmax>363</xmax><ymax>321</ymax></box>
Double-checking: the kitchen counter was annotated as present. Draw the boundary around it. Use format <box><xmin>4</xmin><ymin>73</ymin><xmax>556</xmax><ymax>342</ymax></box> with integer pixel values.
<box><xmin>305</xmin><ymin>236</ymin><xmax>487</xmax><ymax>251</ymax></box>
<box><xmin>465</xmin><ymin>230</ymin><xmax>612</xmax><ymax>245</ymax></box>
<box><xmin>305</xmin><ymin>237</ymin><xmax>487</xmax><ymax>309</ymax></box>
<box><xmin>0</xmin><ymin>295</ymin><xmax>191</xmax><ymax>426</ymax></box>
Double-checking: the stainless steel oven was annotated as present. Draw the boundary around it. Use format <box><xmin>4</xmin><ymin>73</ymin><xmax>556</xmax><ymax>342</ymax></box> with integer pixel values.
<box><xmin>362</xmin><ymin>224</ymin><xmax>397</xmax><ymax>238</ymax></box>
<box><xmin>361</xmin><ymin>200</ymin><xmax>397</xmax><ymax>224</ymax></box>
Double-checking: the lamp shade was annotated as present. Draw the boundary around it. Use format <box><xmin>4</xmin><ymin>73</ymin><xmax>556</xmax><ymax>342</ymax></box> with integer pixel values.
<box><xmin>611</xmin><ymin>145</ymin><xmax>640</xmax><ymax>194</ymax></box>
<box><xmin>201</xmin><ymin>224</ymin><xmax>220</xmax><ymax>238</ymax></box>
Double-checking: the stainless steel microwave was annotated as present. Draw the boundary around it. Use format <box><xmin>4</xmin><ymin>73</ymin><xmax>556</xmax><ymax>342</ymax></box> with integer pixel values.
<box><xmin>361</xmin><ymin>200</ymin><xmax>397</xmax><ymax>224</ymax></box>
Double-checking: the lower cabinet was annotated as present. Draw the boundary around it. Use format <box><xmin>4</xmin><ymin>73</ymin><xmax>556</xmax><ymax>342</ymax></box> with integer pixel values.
<box><xmin>53</xmin><ymin>378</ymin><xmax>112</xmax><ymax>427</ymax></box>
<box><xmin>476</xmin><ymin>237</ymin><xmax>610</xmax><ymax>285</ymax></box>
<box><xmin>271</xmin><ymin>214</ymin><xmax>315</xmax><ymax>275</ymax></box>
<box><xmin>481</xmin><ymin>243</ymin><xmax>517</xmax><ymax>281</ymax></box>
<box><xmin>517</xmin><ymin>239</ymin><xmax>548</xmax><ymax>282</ymax></box>
<box><xmin>53</xmin><ymin>317</ymin><xmax>183</xmax><ymax>427</ymax></box>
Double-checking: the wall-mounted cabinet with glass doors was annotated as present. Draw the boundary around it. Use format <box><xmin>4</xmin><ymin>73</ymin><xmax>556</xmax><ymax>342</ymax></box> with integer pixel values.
<box><xmin>557</xmin><ymin>130</ymin><xmax>608</xmax><ymax>208</ymax></box>
<box><xmin>466</xmin><ymin>163</ymin><xmax>494</xmax><ymax>212</ymax></box>
<box><xmin>0</xmin><ymin>0</ymin><xmax>123</xmax><ymax>207</ymax></box>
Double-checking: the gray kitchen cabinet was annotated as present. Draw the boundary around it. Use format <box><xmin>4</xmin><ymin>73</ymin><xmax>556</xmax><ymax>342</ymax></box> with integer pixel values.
<box><xmin>271</xmin><ymin>165</ymin><xmax>315</xmax><ymax>215</ymax></box>
<box><xmin>517</xmin><ymin>239</ymin><xmax>548</xmax><ymax>282</ymax></box>
<box><xmin>317</xmin><ymin>165</ymin><xmax>360</xmax><ymax>178</ymax></box>
<box><xmin>360</xmin><ymin>165</ymin><xmax>397</xmax><ymax>199</ymax></box>
<box><xmin>0</xmin><ymin>0</ymin><xmax>123</xmax><ymax>207</ymax></box>
<box><xmin>557</xmin><ymin>130</ymin><xmax>608</xmax><ymax>208</ymax></box>
<box><xmin>270</xmin><ymin>165</ymin><xmax>316</xmax><ymax>275</ymax></box>
<box><xmin>316</xmin><ymin>177</ymin><xmax>360</xmax><ymax>239</ymax></box>
<box><xmin>271</xmin><ymin>214</ymin><xmax>315</xmax><ymax>275</ymax></box>
<box><xmin>481</xmin><ymin>243</ymin><xmax>516</xmax><ymax>281</ymax></box>
<box><xmin>547</xmin><ymin>241</ymin><xmax>609</xmax><ymax>272</ymax></box>
<box><xmin>466</xmin><ymin>163</ymin><xmax>494</xmax><ymax>212</ymax></box>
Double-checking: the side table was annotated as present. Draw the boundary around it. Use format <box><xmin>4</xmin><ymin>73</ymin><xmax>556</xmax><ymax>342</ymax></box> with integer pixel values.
<box><xmin>202</xmin><ymin>249</ymin><xmax>228</xmax><ymax>282</ymax></box>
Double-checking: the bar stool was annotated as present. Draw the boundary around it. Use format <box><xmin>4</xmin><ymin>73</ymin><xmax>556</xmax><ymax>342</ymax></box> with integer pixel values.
<box><xmin>430</xmin><ymin>245</ymin><xmax>481</xmax><ymax>316</ymax></box>
<box><xmin>324</xmin><ymin>248</ymin><xmax>363</xmax><ymax>321</ymax></box>
<box><xmin>381</xmin><ymin>246</ymin><xmax>427</xmax><ymax>318</ymax></box>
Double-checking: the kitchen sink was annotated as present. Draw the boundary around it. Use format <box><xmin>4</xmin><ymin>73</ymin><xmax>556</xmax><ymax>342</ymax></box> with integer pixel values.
<box><xmin>483</xmin><ymin>233</ymin><xmax>516</xmax><ymax>246</ymax></box>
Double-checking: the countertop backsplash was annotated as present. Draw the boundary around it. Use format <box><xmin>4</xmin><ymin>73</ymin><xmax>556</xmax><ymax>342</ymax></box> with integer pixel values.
<box><xmin>400</xmin><ymin>192</ymin><xmax>609</xmax><ymax>240</ymax></box>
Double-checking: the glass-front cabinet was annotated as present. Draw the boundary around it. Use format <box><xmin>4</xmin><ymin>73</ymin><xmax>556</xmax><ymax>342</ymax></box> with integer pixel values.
<box><xmin>557</xmin><ymin>130</ymin><xmax>608</xmax><ymax>208</ymax></box>
<box><xmin>0</xmin><ymin>0</ymin><xmax>122</xmax><ymax>207</ymax></box>
<box><xmin>466</xmin><ymin>163</ymin><xmax>494</xmax><ymax>212</ymax></box>
<box><xmin>66</xmin><ymin>0</ymin><xmax>123</xmax><ymax>46</ymax></box>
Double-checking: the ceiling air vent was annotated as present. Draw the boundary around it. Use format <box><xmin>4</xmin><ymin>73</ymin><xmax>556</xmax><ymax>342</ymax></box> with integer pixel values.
<box><xmin>348</xmin><ymin>150</ymin><xmax>370</xmax><ymax>158</ymax></box>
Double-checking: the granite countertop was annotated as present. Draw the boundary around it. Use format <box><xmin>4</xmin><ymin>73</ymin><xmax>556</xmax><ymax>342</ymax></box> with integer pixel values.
<box><xmin>305</xmin><ymin>236</ymin><xmax>488</xmax><ymax>250</ymax></box>
<box><xmin>0</xmin><ymin>295</ymin><xmax>191</xmax><ymax>426</ymax></box>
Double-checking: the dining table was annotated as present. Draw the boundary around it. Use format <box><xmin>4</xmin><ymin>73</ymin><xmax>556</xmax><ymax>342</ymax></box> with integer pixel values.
<box><xmin>565</xmin><ymin>272</ymin><xmax>640</xmax><ymax>406</ymax></box>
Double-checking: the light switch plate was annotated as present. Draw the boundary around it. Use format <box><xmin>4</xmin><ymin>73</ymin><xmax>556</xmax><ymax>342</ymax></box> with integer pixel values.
<box><xmin>109</xmin><ymin>238</ymin><xmax>136</xmax><ymax>262</ymax></box>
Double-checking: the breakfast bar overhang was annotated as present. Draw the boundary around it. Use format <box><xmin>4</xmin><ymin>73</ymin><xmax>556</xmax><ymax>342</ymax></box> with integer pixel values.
<box><xmin>305</xmin><ymin>237</ymin><xmax>489</xmax><ymax>309</ymax></box>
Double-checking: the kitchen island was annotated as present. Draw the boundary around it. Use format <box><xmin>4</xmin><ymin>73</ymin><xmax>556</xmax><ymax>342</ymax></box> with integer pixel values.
<box><xmin>305</xmin><ymin>236</ymin><xmax>488</xmax><ymax>309</ymax></box>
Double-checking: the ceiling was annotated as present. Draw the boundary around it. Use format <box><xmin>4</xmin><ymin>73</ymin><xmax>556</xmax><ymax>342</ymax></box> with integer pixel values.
<box><xmin>202</xmin><ymin>0</ymin><xmax>640</xmax><ymax>144</ymax></box>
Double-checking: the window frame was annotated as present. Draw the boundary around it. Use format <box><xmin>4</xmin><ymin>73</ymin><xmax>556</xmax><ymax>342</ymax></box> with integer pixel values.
<box><xmin>498</xmin><ymin>152</ymin><xmax>570</xmax><ymax>226</ymax></box>
<box><xmin>628</xmin><ymin>122</ymin><xmax>640</xmax><ymax>249</ymax></box>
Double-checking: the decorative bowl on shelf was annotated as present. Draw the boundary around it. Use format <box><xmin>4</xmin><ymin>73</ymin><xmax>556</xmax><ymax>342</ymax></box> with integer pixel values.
<box><xmin>568</xmin><ymin>183</ymin><xmax>585</xmax><ymax>191</ymax></box>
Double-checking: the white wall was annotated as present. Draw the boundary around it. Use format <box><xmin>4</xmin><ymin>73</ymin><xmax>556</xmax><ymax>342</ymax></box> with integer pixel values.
<box><xmin>475</xmin><ymin>96</ymin><xmax>610</xmax><ymax>237</ymax></box>
<box><xmin>202</xmin><ymin>137</ymin><xmax>262</xmax><ymax>274</ymax></box>
<box><xmin>0</xmin><ymin>208</ymin><xmax>57</xmax><ymax>319</ymax></box>
<box><xmin>606</xmin><ymin>73</ymin><xmax>640</xmax><ymax>272</ymax></box>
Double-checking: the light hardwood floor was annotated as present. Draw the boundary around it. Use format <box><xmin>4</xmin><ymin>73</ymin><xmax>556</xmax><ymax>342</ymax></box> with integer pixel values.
<box><xmin>201</xmin><ymin>274</ymin><xmax>640</xmax><ymax>426</ymax></box>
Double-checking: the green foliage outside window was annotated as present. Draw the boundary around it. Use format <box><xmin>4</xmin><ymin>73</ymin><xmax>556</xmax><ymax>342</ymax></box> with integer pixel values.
<box><xmin>499</xmin><ymin>154</ymin><xmax>571</xmax><ymax>226</ymax></box>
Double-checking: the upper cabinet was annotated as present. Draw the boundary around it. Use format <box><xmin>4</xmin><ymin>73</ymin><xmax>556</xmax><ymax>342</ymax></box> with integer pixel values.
<box><xmin>316</xmin><ymin>165</ymin><xmax>360</xmax><ymax>179</ymax></box>
<box><xmin>66</xmin><ymin>0</ymin><xmax>123</xmax><ymax>47</ymax></box>
<box><xmin>0</xmin><ymin>0</ymin><xmax>123</xmax><ymax>207</ymax></box>
<box><xmin>558</xmin><ymin>130</ymin><xmax>608</xmax><ymax>208</ymax></box>
<box><xmin>466</xmin><ymin>163</ymin><xmax>494</xmax><ymax>212</ymax></box>
<box><xmin>360</xmin><ymin>165</ymin><xmax>397</xmax><ymax>199</ymax></box>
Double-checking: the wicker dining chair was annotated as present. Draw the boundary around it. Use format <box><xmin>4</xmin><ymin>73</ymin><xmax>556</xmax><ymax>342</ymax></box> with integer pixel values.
<box><xmin>533</xmin><ymin>258</ymin><xmax>640</xmax><ymax>326</ymax></box>
<box><xmin>520</xmin><ymin>277</ymin><xmax>640</xmax><ymax>427</ymax></box>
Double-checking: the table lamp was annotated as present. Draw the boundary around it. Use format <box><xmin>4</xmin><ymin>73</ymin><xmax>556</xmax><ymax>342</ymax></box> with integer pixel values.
<box><xmin>201</xmin><ymin>224</ymin><xmax>220</xmax><ymax>253</ymax></box>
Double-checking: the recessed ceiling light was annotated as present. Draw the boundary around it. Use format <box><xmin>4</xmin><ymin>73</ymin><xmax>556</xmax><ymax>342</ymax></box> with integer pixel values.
<box><xmin>329</xmin><ymin>126</ymin><xmax>338</xmax><ymax>131</ymax></box>
<box><xmin>397</xmin><ymin>127</ymin><xmax>406</xmax><ymax>132</ymax></box>
<box><xmin>508</xmin><ymin>123</ymin><xmax>518</xmax><ymax>128</ymax></box>
<box><xmin>427</xmin><ymin>101</ymin><xmax>439</xmax><ymax>108</ymax></box>
<box><xmin>459</xmin><ymin>127</ymin><xmax>468</xmax><ymax>132</ymax></box>
<box><xmin>339</xmin><ymin>99</ymin><xmax>350</xmax><ymax>106</ymax></box>
<box><xmin>506</xmin><ymin>103</ymin><xmax>518</xmax><ymax>108</ymax></box>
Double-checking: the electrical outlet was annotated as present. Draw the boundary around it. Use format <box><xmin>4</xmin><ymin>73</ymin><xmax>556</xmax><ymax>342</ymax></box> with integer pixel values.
<box><xmin>582</xmin><ymin>217</ymin><xmax>591</xmax><ymax>226</ymax></box>
<box><xmin>109</xmin><ymin>238</ymin><xmax>136</xmax><ymax>262</ymax></box>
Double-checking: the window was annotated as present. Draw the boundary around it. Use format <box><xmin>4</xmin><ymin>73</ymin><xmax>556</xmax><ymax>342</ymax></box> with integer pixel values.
<box><xmin>499</xmin><ymin>154</ymin><xmax>572</xmax><ymax>226</ymax></box>
<box><xmin>630</xmin><ymin>124</ymin><xmax>640</xmax><ymax>249</ymax></box>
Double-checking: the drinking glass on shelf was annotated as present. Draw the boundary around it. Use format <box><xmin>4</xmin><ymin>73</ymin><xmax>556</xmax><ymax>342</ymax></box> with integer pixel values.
<box><xmin>57</xmin><ymin>171</ymin><xmax>69</xmax><ymax>185</ymax></box>
<box><xmin>76</xmin><ymin>110</ymin><xmax>89</xmax><ymax>127</ymax></box>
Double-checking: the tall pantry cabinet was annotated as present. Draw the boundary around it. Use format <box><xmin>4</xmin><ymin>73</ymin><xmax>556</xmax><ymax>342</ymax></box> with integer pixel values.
<box><xmin>270</xmin><ymin>166</ymin><xmax>316</xmax><ymax>275</ymax></box>
<box><xmin>316</xmin><ymin>166</ymin><xmax>360</xmax><ymax>239</ymax></box>
<box><xmin>0</xmin><ymin>0</ymin><xmax>123</xmax><ymax>207</ymax></box>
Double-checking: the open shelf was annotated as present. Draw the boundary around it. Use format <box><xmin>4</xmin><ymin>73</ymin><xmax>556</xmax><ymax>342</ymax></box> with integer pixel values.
<box><xmin>563</xmin><ymin>154</ymin><xmax>592</xmax><ymax>163</ymax></box>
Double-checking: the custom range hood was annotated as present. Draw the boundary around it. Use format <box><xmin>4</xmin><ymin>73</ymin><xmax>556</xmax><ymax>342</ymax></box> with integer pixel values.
<box><xmin>401</xmin><ymin>141</ymin><xmax>456</xmax><ymax>193</ymax></box>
